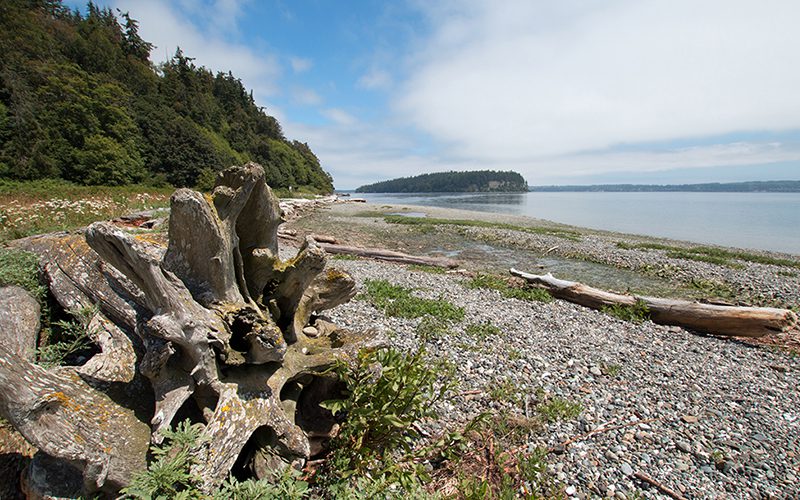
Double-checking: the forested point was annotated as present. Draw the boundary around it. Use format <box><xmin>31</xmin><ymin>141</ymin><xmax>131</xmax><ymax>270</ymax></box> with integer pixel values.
<box><xmin>0</xmin><ymin>1</ymin><xmax>333</xmax><ymax>192</ymax></box>
<box><xmin>355</xmin><ymin>170</ymin><xmax>528</xmax><ymax>193</ymax></box>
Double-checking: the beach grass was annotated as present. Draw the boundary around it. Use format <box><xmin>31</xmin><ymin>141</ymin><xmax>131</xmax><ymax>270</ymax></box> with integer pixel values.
<box><xmin>0</xmin><ymin>179</ymin><xmax>171</xmax><ymax>242</ymax></box>
<box><xmin>616</xmin><ymin>241</ymin><xmax>800</xmax><ymax>269</ymax></box>
<box><xmin>383</xmin><ymin>214</ymin><xmax>582</xmax><ymax>241</ymax></box>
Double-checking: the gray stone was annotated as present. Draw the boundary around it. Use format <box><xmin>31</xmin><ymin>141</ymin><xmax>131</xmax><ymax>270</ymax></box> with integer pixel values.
<box><xmin>302</xmin><ymin>325</ymin><xmax>320</xmax><ymax>337</ymax></box>
<box><xmin>676</xmin><ymin>440</ymin><xmax>692</xmax><ymax>453</ymax></box>
<box><xmin>620</xmin><ymin>463</ymin><xmax>633</xmax><ymax>476</ymax></box>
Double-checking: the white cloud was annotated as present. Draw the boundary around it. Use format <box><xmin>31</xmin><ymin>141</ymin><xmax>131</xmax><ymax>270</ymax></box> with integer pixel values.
<box><xmin>321</xmin><ymin>108</ymin><xmax>358</xmax><ymax>126</ymax></box>
<box><xmin>358</xmin><ymin>69</ymin><xmax>393</xmax><ymax>90</ymax></box>
<box><xmin>399</xmin><ymin>0</ymin><xmax>800</xmax><ymax>163</ymax></box>
<box><xmin>520</xmin><ymin>141</ymin><xmax>800</xmax><ymax>183</ymax></box>
<box><xmin>112</xmin><ymin>0</ymin><xmax>280</xmax><ymax>99</ymax></box>
<box><xmin>289</xmin><ymin>56</ymin><xmax>313</xmax><ymax>73</ymax></box>
<box><xmin>291</xmin><ymin>87</ymin><xmax>322</xmax><ymax>106</ymax></box>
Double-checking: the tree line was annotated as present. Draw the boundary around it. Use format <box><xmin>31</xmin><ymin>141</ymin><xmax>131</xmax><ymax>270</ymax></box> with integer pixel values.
<box><xmin>0</xmin><ymin>1</ymin><xmax>333</xmax><ymax>192</ymax></box>
<box><xmin>356</xmin><ymin>170</ymin><xmax>528</xmax><ymax>193</ymax></box>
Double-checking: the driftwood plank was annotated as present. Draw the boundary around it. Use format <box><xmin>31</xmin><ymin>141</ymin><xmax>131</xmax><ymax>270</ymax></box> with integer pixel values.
<box><xmin>509</xmin><ymin>268</ymin><xmax>797</xmax><ymax>338</ymax></box>
<box><xmin>318</xmin><ymin>243</ymin><xmax>458</xmax><ymax>268</ymax></box>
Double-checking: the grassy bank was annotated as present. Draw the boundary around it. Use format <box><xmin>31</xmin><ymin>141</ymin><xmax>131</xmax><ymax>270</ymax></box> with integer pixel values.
<box><xmin>0</xmin><ymin>179</ymin><xmax>172</xmax><ymax>242</ymax></box>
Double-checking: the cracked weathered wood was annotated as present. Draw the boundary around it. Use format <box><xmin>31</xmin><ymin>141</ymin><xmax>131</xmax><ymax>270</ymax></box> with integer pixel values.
<box><xmin>510</xmin><ymin>268</ymin><xmax>798</xmax><ymax>337</ymax></box>
<box><xmin>0</xmin><ymin>163</ymin><xmax>381</xmax><ymax>496</ymax></box>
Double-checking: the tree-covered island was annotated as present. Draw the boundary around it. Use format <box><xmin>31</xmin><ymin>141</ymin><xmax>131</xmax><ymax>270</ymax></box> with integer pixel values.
<box><xmin>355</xmin><ymin>170</ymin><xmax>528</xmax><ymax>193</ymax></box>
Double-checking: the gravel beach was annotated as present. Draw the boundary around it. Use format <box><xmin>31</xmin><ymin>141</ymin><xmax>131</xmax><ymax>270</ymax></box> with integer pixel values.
<box><xmin>288</xmin><ymin>200</ymin><xmax>800</xmax><ymax>499</ymax></box>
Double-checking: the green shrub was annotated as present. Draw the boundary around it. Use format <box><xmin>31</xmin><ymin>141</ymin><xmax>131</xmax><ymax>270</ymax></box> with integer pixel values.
<box><xmin>37</xmin><ymin>305</ymin><xmax>97</xmax><ymax>367</ymax></box>
<box><xmin>214</xmin><ymin>469</ymin><xmax>308</xmax><ymax>499</ymax></box>
<box><xmin>362</xmin><ymin>279</ymin><xmax>465</xmax><ymax>321</ymax></box>
<box><xmin>121</xmin><ymin>420</ymin><xmax>207</xmax><ymax>499</ymax></box>
<box><xmin>319</xmin><ymin>347</ymin><xmax>449</xmax><ymax>492</ymax></box>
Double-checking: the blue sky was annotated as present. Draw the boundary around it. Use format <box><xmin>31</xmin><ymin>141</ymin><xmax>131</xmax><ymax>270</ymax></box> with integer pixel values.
<box><xmin>66</xmin><ymin>0</ymin><xmax>800</xmax><ymax>189</ymax></box>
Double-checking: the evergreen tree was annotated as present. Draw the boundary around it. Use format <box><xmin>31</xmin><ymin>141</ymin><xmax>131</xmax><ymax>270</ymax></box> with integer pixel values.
<box><xmin>0</xmin><ymin>0</ymin><xmax>333</xmax><ymax>192</ymax></box>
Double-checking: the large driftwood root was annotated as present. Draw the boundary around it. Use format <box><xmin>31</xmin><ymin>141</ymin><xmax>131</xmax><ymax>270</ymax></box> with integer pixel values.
<box><xmin>0</xmin><ymin>163</ymin><xmax>382</xmax><ymax>496</ymax></box>
<box><xmin>510</xmin><ymin>269</ymin><xmax>797</xmax><ymax>337</ymax></box>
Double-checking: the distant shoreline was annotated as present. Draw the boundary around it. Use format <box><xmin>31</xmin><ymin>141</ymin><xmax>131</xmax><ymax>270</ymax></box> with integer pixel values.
<box><xmin>529</xmin><ymin>179</ymin><xmax>800</xmax><ymax>193</ymax></box>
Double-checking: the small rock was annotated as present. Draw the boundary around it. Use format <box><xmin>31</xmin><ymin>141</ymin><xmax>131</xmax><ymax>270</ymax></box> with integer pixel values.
<box><xmin>676</xmin><ymin>441</ymin><xmax>691</xmax><ymax>453</ymax></box>
<box><xmin>590</xmin><ymin>366</ymin><xmax>602</xmax><ymax>376</ymax></box>
<box><xmin>605</xmin><ymin>450</ymin><xmax>619</xmax><ymax>461</ymax></box>
<box><xmin>620</xmin><ymin>463</ymin><xmax>633</xmax><ymax>476</ymax></box>
<box><xmin>752</xmin><ymin>432</ymin><xmax>769</xmax><ymax>442</ymax></box>
<box><xmin>565</xmin><ymin>485</ymin><xmax>577</xmax><ymax>496</ymax></box>
<box><xmin>675</xmin><ymin>461</ymin><xmax>690</xmax><ymax>471</ymax></box>
<box><xmin>681</xmin><ymin>415</ymin><xmax>699</xmax><ymax>424</ymax></box>
<box><xmin>302</xmin><ymin>326</ymin><xmax>319</xmax><ymax>337</ymax></box>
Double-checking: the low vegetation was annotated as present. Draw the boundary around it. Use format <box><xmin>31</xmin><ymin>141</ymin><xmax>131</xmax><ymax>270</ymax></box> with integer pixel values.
<box><xmin>0</xmin><ymin>180</ymin><xmax>171</xmax><ymax>242</ymax></box>
<box><xmin>601</xmin><ymin>299</ymin><xmax>651</xmax><ymax>324</ymax></box>
<box><xmin>617</xmin><ymin>241</ymin><xmax>800</xmax><ymax>270</ymax></box>
<box><xmin>385</xmin><ymin>214</ymin><xmax>582</xmax><ymax>241</ymax></box>
<box><xmin>37</xmin><ymin>305</ymin><xmax>97</xmax><ymax>368</ymax></box>
<box><xmin>319</xmin><ymin>347</ymin><xmax>450</xmax><ymax>493</ymax></box>
<box><xmin>0</xmin><ymin>248</ymin><xmax>45</xmax><ymax>299</ymax></box>
<box><xmin>465</xmin><ymin>273</ymin><xmax>552</xmax><ymax>302</ymax></box>
<box><xmin>465</xmin><ymin>321</ymin><xmax>502</xmax><ymax>342</ymax></box>
<box><xmin>361</xmin><ymin>279</ymin><xmax>465</xmax><ymax>322</ymax></box>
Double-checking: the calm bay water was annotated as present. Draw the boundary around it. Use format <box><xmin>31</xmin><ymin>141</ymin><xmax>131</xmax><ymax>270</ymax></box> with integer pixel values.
<box><xmin>352</xmin><ymin>191</ymin><xmax>800</xmax><ymax>255</ymax></box>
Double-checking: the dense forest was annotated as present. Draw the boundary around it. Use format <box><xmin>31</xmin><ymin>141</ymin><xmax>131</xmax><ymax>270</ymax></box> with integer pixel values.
<box><xmin>0</xmin><ymin>1</ymin><xmax>333</xmax><ymax>192</ymax></box>
<box><xmin>356</xmin><ymin>170</ymin><xmax>528</xmax><ymax>193</ymax></box>
<box><xmin>529</xmin><ymin>180</ymin><xmax>800</xmax><ymax>193</ymax></box>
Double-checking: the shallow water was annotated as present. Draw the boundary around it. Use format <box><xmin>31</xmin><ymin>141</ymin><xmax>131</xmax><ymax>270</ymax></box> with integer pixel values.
<box><xmin>352</xmin><ymin>191</ymin><xmax>800</xmax><ymax>254</ymax></box>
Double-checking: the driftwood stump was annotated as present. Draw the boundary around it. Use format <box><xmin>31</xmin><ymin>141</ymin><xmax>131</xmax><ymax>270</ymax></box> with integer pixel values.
<box><xmin>0</xmin><ymin>163</ymin><xmax>382</xmax><ymax>496</ymax></box>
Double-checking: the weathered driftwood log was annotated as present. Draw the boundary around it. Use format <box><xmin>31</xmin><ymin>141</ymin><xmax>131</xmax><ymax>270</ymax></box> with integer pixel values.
<box><xmin>509</xmin><ymin>268</ymin><xmax>797</xmax><ymax>338</ymax></box>
<box><xmin>0</xmin><ymin>163</ymin><xmax>383</xmax><ymax>496</ymax></box>
<box><xmin>318</xmin><ymin>242</ymin><xmax>459</xmax><ymax>268</ymax></box>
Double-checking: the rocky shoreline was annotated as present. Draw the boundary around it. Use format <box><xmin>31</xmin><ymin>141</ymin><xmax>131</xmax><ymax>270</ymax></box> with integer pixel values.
<box><xmin>289</xmin><ymin>200</ymin><xmax>800</xmax><ymax>499</ymax></box>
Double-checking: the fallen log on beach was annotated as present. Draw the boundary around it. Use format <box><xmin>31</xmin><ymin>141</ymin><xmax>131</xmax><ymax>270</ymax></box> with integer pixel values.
<box><xmin>319</xmin><ymin>243</ymin><xmax>458</xmax><ymax>268</ymax></box>
<box><xmin>509</xmin><ymin>268</ymin><xmax>797</xmax><ymax>338</ymax></box>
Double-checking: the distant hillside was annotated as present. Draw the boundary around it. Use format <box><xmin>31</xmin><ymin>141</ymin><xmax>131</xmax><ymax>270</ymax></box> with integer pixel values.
<box><xmin>0</xmin><ymin>2</ymin><xmax>333</xmax><ymax>192</ymax></box>
<box><xmin>529</xmin><ymin>180</ymin><xmax>800</xmax><ymax>193</ymax></box>
<box><xmin>356</xmin><ymin>170</ymin><xmax>528</xmax><ymax>193</ymax></box>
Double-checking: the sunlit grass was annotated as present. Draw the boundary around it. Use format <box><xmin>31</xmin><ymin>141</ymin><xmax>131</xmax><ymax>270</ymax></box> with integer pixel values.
<box><xmin>0</xmin><ymin>179</ymin><xmax>171</xmax><ymax>241</ymax></box>
<box><xmin>384</xmin><ymin>215</ymin><xmax>582</xmax><ymax>241</ymax></box>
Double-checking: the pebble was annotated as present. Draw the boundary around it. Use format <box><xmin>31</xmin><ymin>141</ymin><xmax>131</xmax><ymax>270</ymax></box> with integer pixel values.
<box><xmin>302</xmin><ymin>326</ymin><xmax>319</xmax><ymax>337</ymax></box>
<box><xmin>314</xmin><ymin>243</ymin><xmax>800</xmax><ymax>500</ymax></box>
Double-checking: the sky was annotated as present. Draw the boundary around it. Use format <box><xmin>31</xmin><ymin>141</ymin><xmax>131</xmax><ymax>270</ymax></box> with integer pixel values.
<box><xmin>65</xmin><ymin>0</ymin><xmax>800</xmax><ymax>189</ymax></box>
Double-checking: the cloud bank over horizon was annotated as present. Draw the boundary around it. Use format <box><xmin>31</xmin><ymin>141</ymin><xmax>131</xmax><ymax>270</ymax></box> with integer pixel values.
<box><xmin>65</xmin><ymin>0</ymin><xmax>800</xmax><ymax>188</ymax></box>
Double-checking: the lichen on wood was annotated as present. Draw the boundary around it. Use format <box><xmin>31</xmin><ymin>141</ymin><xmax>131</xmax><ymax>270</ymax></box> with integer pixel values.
<box><xmin>0</xmin><ymin>163</ymin><xmax>382</xmax><ymax>496</ymax></box>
